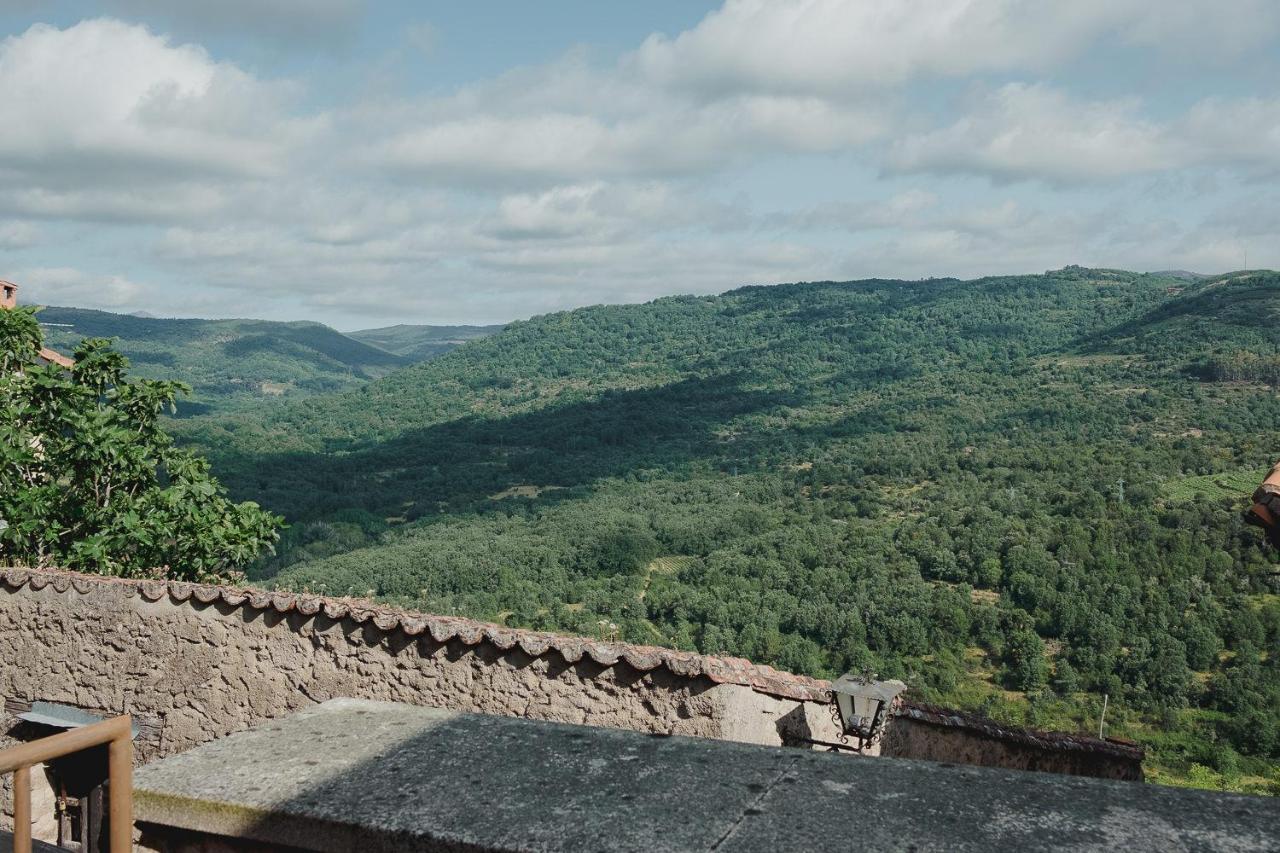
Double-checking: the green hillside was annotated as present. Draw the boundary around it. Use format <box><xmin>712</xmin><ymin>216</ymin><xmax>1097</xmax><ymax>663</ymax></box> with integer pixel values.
<box><xmin>36</xmin><ymin>306</ymin><xmax>409</xmax><ymax>414</ymax></box>
<box><xmin>176</xmin><ymin>267</ymin><xmax>1280</xmax><ymax>792</ymax></box>
<box><xmin>348</xmin><ymin>323</ymin><xmax>503</xmax><ymax>361</ymax></box>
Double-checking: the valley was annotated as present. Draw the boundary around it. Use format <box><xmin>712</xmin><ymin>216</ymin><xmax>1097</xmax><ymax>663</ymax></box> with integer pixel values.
<box><xmin>45</xmin><ymin>267</ymin><xmax>1280</xmax><ymax>792</ymax></box>
<box><xmin>35</xmin><ymin>306</ymin><xmax>498</xmax><ymax>414</ymax></box>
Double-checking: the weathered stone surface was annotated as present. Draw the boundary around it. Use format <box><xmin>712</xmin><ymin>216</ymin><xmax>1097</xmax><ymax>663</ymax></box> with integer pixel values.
<box><xmin>133</xmin><ymin>699</ymin><xmax>1280</xmax><ymax>853</ymax></box>
<box><xmin>883</xmin><ymin>706</ymin><xmax>1144</xmax><ymax>780</ymax></box>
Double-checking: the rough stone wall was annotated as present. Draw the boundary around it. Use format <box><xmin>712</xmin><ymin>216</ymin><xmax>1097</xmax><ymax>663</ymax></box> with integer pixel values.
<box><xmin>881</xmin><ymin>717</ymin><xmax>1144</xmax><ymax>781</ymax></box>
<box><xmin>0</xmin><ymin>565</ymin><xmax>1142</xmax><ymax>837</ymax></box>
<box><xmin>0</xmin><ymin>572</ymin><xmax>838</xmax><ymax>767</ymax></box>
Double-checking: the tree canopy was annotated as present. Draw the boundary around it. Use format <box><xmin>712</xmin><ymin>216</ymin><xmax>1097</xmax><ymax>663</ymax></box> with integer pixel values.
<box><xmin>0</xmin><ymin>305</ymin><xmax>281</xmax><ymax>579</ymax></box>
<box><xmin>168</xmin><ymin>268</ymin><xmax>1280</xmax><ymax>792</ymax></box>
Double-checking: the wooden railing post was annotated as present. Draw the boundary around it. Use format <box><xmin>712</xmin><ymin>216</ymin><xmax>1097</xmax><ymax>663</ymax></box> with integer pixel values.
<box><xmin>1</xmin><ymin>715</ymin><xmax>132</xmax><ymax>853</ymax></box>
<box><xmin>107</xmin><ymin>729</ymin><xmax>132</xmax><ymax>852</ymax></box>
<box><xmin>13</xmin><ymin>764</ymin><xmax>31</xmax><ymax>852</ymax></box>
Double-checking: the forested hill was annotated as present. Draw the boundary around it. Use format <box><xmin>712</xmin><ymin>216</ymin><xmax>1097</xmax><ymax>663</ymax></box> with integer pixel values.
<box><xmin>36</xmin><ymin>306</ymin><xmax>409</xmax><ymax>414</ymax></box>
<box><xmin>175</xmin><ymin>267</ymin><xmax>1280</xmax><ymax>792</ymax></box>
<box><xmin>348</xmin><ymin>323</ymin><xmax>503</xmax><ymax>361</ymax></box>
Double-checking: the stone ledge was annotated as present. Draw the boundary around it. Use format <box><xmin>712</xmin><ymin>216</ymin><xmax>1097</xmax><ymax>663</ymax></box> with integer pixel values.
<box><xmin>133</xmin><ymin>699</ymin><xmax>1276</xmax><ymax>853</ymax></box>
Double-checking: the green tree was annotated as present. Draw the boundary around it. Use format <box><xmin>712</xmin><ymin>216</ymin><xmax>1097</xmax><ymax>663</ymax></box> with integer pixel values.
<box><xmin>0</xmin><ymin>306</ymin><xmax>280</xmax><ymax>580</ymax></box>
<box><xmin>1005</xmin><ymin>628</ymin><xmax>1050</xmax><ymax>692</ymax></box>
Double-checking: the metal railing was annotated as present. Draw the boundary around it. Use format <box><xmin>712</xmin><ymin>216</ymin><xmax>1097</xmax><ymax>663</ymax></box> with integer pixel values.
<box><xmin>1</xmin><ymin>715</ymin><xmax>132</xmax><ymax>853</ymax></box>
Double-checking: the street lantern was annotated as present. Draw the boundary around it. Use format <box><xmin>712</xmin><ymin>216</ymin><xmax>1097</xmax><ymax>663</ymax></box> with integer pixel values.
<box><xmin>828</xmin><ymin>674</ymin><xmax>906</xmax><ymax>751</ymax></box>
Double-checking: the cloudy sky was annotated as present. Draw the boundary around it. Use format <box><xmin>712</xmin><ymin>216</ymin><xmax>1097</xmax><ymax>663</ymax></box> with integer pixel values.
<box><xmin>0</xmin><ymin>1</ymin><xmax>1278</xmax><ymax>329</ymax></box>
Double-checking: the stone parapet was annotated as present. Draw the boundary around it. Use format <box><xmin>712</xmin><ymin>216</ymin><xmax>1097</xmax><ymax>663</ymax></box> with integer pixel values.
<box><xmin>0</xmin><ymin>566</ymin><xmax>1140</xmax><ymax>789</ymax></box>
<box><xmin>132</xmin><ymin>699</ymin><xmax>1276</xmax><ymax>853</ymax></box>
<box><xmin>0</xmin><ymin>567</ymin><xmax>839</xmax><ymax>770</ymax></box>
<box><xmin>884</xmin><ymin>702</ymin><xmax>1144</xmax><ymax>780</ymax></box>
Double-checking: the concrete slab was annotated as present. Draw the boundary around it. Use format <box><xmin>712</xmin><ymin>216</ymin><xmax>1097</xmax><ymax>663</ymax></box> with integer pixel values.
<box><xmin>133</xmin><ymin>698</ymin><xmax>1280</xmax><ymax>853</ymax></box>
<box><xmin>716</xmin><ymin>749</ymin><xmax>1279</xmax><ymax>852</ymax></box>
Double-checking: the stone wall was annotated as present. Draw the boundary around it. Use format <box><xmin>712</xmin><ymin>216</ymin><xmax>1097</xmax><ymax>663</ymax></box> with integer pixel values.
<box><xmin>882</xmin><ymin>704</ymin><xmax>1144</xmax><ymax>781</ymax></box>
<box><xmin>0</xmin><ymin>566</ymin><xmax>1142</xmax><ymax>827</ymax></box>
<box><xmin>0</xmin><ymin>568</ymin><xmax>839</xmax><ymax>768</ymax></box>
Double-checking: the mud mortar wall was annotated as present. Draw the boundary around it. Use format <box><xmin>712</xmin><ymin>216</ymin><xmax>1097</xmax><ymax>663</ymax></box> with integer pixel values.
<box><xmin>0</xmin><ymin>565</ymin><xmax>1142</xmax><ymax>830</ymax></box>
<box><xmin>0</xmin><ymin>571</ymin><xmax>838</xmax><ymax>771</ymax></box>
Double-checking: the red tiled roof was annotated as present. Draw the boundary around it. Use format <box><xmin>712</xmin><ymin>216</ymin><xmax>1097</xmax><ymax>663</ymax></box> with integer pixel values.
<box><xmin>38</xmin><ymin>347</ymin><xmax>75</xmax><ymax>369</ymax></box>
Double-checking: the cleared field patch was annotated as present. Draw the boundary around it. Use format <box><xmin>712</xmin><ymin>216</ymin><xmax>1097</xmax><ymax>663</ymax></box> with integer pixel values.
<box><xmin>1248</xmin><ymin>593</ymin><xmax>1279</xmax><ymax>611</ymax></box>
<box><xmin>647</xmin><ymin>555</ymin><xmax>696</xmax><ymax>576</ymax></box>
<box><xmin>639</xmin><ymin>555</ymin><xmax>696</xmax><ymax>601</ymax></box>
<box><xmin>1163</xmin><ymin>468</ymin><xmax>1265</xmax><ymax>504</ymax></box>
<box><xmin>489</xmin><ymin>484</ymin><xmax>565</xmax><ymax>500</ymax></box>
<box><xmin>970</xmin><ymin>588</ymin><xmax>1001</xmax><ymax>606</ymax></box>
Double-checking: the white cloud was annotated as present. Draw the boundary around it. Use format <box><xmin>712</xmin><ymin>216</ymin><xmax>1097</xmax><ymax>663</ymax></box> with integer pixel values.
<box><xmin>489</xmin><ymin>183</ymin><xmax>686</xmax><ymax>241</ymax></box>
<box><xmin>365</xmin><ymin>87</ymin><xmax>885</xmax><ymax>185</ymax></box>
<box><xmin>1</xmin><ymin>2</ymin><xmax>1279</xmax><ymax>326</ymax></box>
<box><xmin>405</xmin><ymin>22</ymin><xmax>439</xmax><ymax>57</ymax></box>
<box><xmin>359</xmin><ymin>1</ymin><xmax>1278</xmax><ymax>190</ymax></box>
<box><xmin>15</xmin><ymin>267</ymin><xmax>146</xmax><ymax>310</ymax></box>
<box><xmin>635</xmin><ymin>0</ymin><xmax>1090</xmax><ymax>97</ymax></box>
<box><xmin>1122</xmin><ymin>0</ymin><xmax>1280</xmax><ymax>52</ymax></box>
<box><xmin>770</xmin><ymin>190</ymin><xmax>939</xmax><ymax>233</ymax></box>
<box><xmin>1181</xmin><ymin>97</ymin><xmax>1280</xmax><ymax>174</ymax></box>
<box><xmin>0</xmin><ymin>19</ymin><xmax>322</xmax><ymax>217</ymax></box>
<box><xmin>889</xmin><ymin>84</ymin><xmax>1280</xmax><ymax>185</ymax></box>
<box><xmin>889</xmin><ymin>83</ymin><xmax>1183</xmax><ymax>184</ymax></box>
<box><xmin>633</xmin><ymin>0</ymin><xmax>1279</xmax><ymax>99</ymax></box>
<box><xmin>2</xmin><ymin>184</ymin><xmax>232</xmax><ymax>224</ymax></box>
<box><xmin>0</xmin><ymin>219</ymin><xmax>38</xmax><ymax>249</ymax></box>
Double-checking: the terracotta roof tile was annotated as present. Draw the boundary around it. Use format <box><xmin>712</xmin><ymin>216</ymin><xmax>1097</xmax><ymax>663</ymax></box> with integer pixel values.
<box><xmin>37</xmin><ymin>347</ymin><xmax>75</xmax><ymax>370</ymax></box>
<box><xmin>0</xmin><ymin>567</ymin><xmax>829</xmax><ymax>701</ymax></box>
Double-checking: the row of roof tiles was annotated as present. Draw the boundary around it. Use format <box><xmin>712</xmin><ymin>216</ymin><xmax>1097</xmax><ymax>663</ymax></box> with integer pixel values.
<box><xmin>0</xmin><ymin>567</ymin><xmax>1142</xmax><ymax>759</ymax></box>
<box><xmin>0</xmin><ymin>567</ymin><xmax>829</xmax><ymax>702</ymax></box>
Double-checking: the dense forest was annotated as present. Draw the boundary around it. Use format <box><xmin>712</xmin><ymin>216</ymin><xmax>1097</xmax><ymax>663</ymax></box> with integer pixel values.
<box><xmin>153</xmin><ymin>268</ymin><xmax>1279</xmax><ymax>792</ymax></box>
<box><xmin>35</xmin><ymin>307</ymin><xmax>492</xmax><ymax>414</ymax></box>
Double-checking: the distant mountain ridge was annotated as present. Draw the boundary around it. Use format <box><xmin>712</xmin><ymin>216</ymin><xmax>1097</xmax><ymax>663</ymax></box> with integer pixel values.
<box><xmin>35</xmin><ymin>306</ymin><xmax>401</xmax><ymax>414</ymax></box>
<box><xmin>32</xmin><ymin>307</ymin><xmax>505</xmax><ymax>413</ymax></box>
<box><xmin>349</xmin><ymin>323</ymin><xmax>504</xmax><ymax>361</ymax></box>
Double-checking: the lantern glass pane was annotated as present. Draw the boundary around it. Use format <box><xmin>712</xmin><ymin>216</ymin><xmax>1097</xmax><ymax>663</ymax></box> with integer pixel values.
<box><xmin>836</xmin><ymin>692</ymin><xmax>853</xmax><ymax>727</ymax></box>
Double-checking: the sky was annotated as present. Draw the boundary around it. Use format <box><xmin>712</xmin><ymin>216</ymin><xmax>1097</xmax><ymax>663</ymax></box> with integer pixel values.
<box><xmin>0</xmin><ymin>1</ymin><xmax>1278</xmax><ymax>330</ymax></box>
